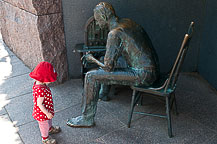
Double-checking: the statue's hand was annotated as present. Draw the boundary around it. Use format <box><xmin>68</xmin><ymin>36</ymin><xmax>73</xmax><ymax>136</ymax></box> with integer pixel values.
<box><xmin>81</xmin><ymin>53</ymin><xmax>94</xmax><ymax>64</ymax></box>
<box><xmin>101</xmin><ymin>65</ymin><xmax>112</xmax><ymax>72</ymax></box>
<box><xmin>85</xmin><ymin>53</ymin><xmax>94</xmax><ymax>62</ymax></box>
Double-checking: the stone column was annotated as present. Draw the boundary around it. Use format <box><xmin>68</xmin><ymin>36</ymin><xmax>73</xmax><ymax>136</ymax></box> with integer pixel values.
<box><xmin>0</xmin><ymin>0</ymin><xmax>68</xmax><ymax>84</ymax></box>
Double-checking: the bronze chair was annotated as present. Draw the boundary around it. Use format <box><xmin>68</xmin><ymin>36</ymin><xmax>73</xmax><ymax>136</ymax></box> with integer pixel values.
<box><xmin>128</xmin><ymin>22</ymin><xmax>194</xmax><ymax>137</ymax></box>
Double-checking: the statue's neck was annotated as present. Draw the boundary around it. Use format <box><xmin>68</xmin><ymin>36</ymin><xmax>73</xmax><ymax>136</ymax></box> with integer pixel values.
<box><xmin>108</xmin><ymin>16</ymin><xmax>119</xmax><ymax>30</ymax></box>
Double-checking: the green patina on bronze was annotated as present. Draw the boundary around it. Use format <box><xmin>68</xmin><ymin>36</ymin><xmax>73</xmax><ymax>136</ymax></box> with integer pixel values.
<box><xmin>67</xmin><ymin>2</ymin><xmax>160</xmax><ymax>127</ymax></box>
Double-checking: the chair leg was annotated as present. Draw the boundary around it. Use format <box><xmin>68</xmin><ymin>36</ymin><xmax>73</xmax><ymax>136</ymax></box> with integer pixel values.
<box><xmin>166</xmin><ymin>96</ymin><xmax>173</xmax><ymax>138</ymax></box>
<box><xmin>173</xmin><ymin>93</ymin><xmax>178</xmax><ymax>115</ymax></box>
<box><xmin>128</xmin><ymin>90</ymin><xmax>138</xmax><ymax>128</ymax></box>
<box><xmin>170</xmin><ymin>93</ymin><xmax>178</xmax><ymax>115</ymax></box>
<box><xmin>140</xmin><ymin>95</ymin><xmax>143</xmax><ymax>106</ymax></box>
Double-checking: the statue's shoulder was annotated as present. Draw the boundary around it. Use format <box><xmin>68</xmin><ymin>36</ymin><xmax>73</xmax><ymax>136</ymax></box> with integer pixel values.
<box><xmin>120</xmin><ymin>18</ymin><xmax>134</xmax><ymax>23</ymax></box>
<box><xmin>119</xmin><ymin>18</ymin><xmax>138</xmax><ymax>27</ymax></box>
<box><xmin>118</xmin><ymin>18</ymin><xmax>142</xmax><ymax>32</ymax></box>
<box><xmin>108</xmin><ymin>27</ymin><xmax>123</xmax><ymax>37</ymax></box>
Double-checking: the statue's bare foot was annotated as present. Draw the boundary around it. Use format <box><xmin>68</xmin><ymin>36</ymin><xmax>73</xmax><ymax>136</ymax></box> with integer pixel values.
<box><xmin>66</xmin><ymin>116</ymin><xmax>95</xmax><ymax>127</ymax></box>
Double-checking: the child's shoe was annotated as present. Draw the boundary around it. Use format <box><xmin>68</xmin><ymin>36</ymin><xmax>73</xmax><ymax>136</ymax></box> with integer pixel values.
<box><xmin>49</xmin><ymin>126</ymin><xmax>61</xmax><ymax>134</ymax></box>
<box><xmin>42</xmin><ymin>137</ymin><xmax>56</xmax><ymax>144</ymax></box>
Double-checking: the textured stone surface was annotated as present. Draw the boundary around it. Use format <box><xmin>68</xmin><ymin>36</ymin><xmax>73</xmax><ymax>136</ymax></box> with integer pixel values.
<box><xmin>2</xmin><ymin>0</ymin><xmax>62</xmax><ymax>15</ymax></box>
<box><xmin>51</xmin><ymin>79</ymin><xmax>83</xmax><ymax>111</ymax></box>
<box><xmin>7</xmin><ymin>61</ymin><xmax>30</xmax><ymax>78</ymax></box>
<box><xmin>0</xmin><ymin>1</ymin><xmax>68</xmax><ymax>84</ymax></box>
<box><xmin>18</xmin><ymin>104</ymin><xmax>125</xmax><ymax>144</ymax></box>
<box><xmin>0</xmin><ymin>114</ymin><xmax>23</xmax><ymax>144</ymax></box>
<box><xmin>0</xmin><ymin>73</ymin><xmax>33</xmax><ymax>99</ymax></box>
<box><xmin>38</xmin><ymin>13</ymin><xmax>68</xmax><ymax>83</ymax></box>
<box><xmin>0</xmin><ymin>108</ymin><xmax>7</xmax><ymax>116</ymax></box>
<box><xmin>0</xmin><ymin>1</ymin><xmax>44</xmax><ymax>70</ymax></box>
<box><xmin>1</xmin><ymin>49</ymin><xmax>217</xmax><ymax>144</ymax></box>
<box><xmin>206</xmin><ymin>135</ymin><xmax>217</xmax><ymax>144</ymax></box>
<box><xmin>5</xmin><ymin>93</ymin><xmax>34</xmax><ymax>127</ymax></box>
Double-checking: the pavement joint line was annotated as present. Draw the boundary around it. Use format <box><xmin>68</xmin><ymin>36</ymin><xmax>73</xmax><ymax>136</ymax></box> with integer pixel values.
<box><xmin>17</xmin><ymin>120</ymin><xmax>35</xmax><ymax>127</ymax></box>
<box><xmin>15</xmin><ymin>103</ymin><xmax>82</xmax><ymax>128</ymax></box>
<box><xmin>6</xmin><ymin>72</ymin><xmax>30</xmax><ymax>79</ymax></box>
<box><xmin>100</xmin><ymin>104</ymin><xmax>127</xmax><ymax>127</ymax></box>
<box><xmin>4</xmin><ymin>106</ymin><xmax>25</xmax><ymax>144</ymax></box>
<box><xmin>100</xmin><ymin>101</ymin><xmax>162</xmax><ymax>128</ymax></box>
<box><xmin>10</xmin><ymin>60</ymin><xmax>23</xmax><ymax>64</ymax></box>
<box><xmin>202</xmin><ymin>133</ymin><xmax>217</xmax><ymax>144</ymax></box>
<box><xmin>0</xmin><ymin>112</ymin><xmax>7</xmax><ymax>116</ymax></box>
<box><xmin>185</xmin><ymin>112</ymin><xmax>217</xmax><ymax>134</ymax></box>
<box><xmin>89</xmin><ymin>135</ymin><xmax>108</xmax><ymax>144</ymax></box>
<box><xmin>0</xmin><ymin>106</ymin><xmax>7</xmax><ymax>116</ymax></box>
<box><xmin>55</xmin><ymin>102</ymin><xmax>82</xmax><ymax>113</ymax></box>
<box><xmin>96</xmin><ymin>125</ymin><xmax>126</xmax><ymax>142</ymax></box>
<box><xmin>95</xmin><ymin>138</ymin><xmax>107</xmax><ymax>144</ymax></box>
<box><xmin>5</xmin><ymin>91</ymin><xmax>33</xmax><ymax>100</ymax></box>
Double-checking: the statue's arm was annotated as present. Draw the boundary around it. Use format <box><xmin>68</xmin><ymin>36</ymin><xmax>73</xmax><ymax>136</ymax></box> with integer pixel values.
<box><xmin>81</xmin><ymin>53</ymin><xmax>105</xmax><ymax>68</ymax></box>
<box><xmin>104</xmin><ymin>30</ymin><xmax>122</xmax><ymax>72</ymax></box>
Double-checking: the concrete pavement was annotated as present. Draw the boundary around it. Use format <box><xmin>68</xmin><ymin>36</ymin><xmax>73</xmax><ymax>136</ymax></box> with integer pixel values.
<box><xmin>1</xmin><ymin>33</ymin><xmax>217</xmax><ymax>144</ymax></box>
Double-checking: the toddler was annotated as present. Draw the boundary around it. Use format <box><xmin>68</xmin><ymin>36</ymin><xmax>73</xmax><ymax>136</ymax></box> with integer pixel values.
<box><xmin>29</xmin><ymin>61</ymin><xmax>61</xmax><ymax>144</ymax></box>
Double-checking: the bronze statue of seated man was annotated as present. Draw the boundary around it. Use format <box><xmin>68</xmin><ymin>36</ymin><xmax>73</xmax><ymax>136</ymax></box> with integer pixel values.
<box><xmin>67</xmin><ymin>2</ymin><xmax>160</xmax><ymax>127</ymax></box>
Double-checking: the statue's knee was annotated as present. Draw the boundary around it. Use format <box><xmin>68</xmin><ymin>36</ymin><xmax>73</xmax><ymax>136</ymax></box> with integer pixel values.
<box><xmin>85</xmin><ymin>71</ymin><xmax>97</xmax><ymax>81</ymax></box>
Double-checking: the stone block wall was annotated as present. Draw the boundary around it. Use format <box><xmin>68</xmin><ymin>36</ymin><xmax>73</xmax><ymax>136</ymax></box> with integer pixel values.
<box><xmin>0</xmin><ymin>0</ymin><xmax>68</xmax><ymax>84</ymax></box>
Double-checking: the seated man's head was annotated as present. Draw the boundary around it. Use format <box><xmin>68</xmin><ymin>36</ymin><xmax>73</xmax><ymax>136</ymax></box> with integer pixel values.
<box><xmin>94</xmin><ymin>2</ymin><xmax>116</xmax><ymax>28</ymax></box>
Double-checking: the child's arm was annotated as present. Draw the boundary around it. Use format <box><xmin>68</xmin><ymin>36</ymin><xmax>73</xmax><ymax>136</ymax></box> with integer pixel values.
<box><xmin>37</xmin><ymin>97</ymin><xmax>53</xmax><ymax>119</ymax></box>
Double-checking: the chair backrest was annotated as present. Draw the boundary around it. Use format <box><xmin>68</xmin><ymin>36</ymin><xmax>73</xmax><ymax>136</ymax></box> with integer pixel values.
<box><xmin>164</xmin><ymin>22</ymin><xmax>194</xmax><ymax>92</ymax></box>
<box><xmin>84</xmin><ymin>16</ymin><xmax>109</xmax><ymax>47</ymax></box>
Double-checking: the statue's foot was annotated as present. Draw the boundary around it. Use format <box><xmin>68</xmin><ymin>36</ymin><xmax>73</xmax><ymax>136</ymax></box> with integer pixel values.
<box><xmin>99</xmin><ymin>93</ymin><xmax>110</xmax><ymax>101</ymax></box>
<box><xmin>66</xmin><ymin>116</ymin><xmax>95</xmax><ymax>128</ymax></box>
<box><xmin>98</xmin><ymin>96</ymin><xmax>110</xmax><ymax>101</ymax></box>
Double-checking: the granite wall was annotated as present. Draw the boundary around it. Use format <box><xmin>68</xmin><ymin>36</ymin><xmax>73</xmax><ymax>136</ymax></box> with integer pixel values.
<box><xmin>0</xmin><ymin>0</ymin><xmax>68</xmax><ymax>84</ymax></box>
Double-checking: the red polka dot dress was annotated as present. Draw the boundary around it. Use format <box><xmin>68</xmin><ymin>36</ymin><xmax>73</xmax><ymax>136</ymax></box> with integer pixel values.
<box><xmin>32</xmin><ymin>82</ymin><xmax>54</xmax><ymax>121</ymax></box>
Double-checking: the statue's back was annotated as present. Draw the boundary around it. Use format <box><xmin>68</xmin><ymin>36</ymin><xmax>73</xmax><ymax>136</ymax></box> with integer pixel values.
<box><xmin>116</xmin><ymin>18</ymin><xmax>159</xmax><ymax>70</ymax></box>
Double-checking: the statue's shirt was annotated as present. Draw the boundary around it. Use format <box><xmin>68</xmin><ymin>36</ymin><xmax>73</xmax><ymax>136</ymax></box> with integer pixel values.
<box><xmin>104</xmin><ymin>18</ymin><xmax>159</xmax><ymax>73</ymax></box>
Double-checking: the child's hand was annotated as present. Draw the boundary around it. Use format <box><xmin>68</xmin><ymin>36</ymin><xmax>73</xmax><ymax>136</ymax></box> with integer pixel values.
<box><xmin>46</xmin><ymin>112</ymin><xmax>54</xmax><ymax>119</ymax></box>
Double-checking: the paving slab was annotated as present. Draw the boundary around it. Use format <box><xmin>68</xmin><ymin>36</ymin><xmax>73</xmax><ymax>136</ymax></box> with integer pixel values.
<box><xmin>0</xmin><ymin>107</ymin><xmax>7</xmax><ymax>116</ymax></box>
<box><xmin>99</xmin><ymin>86</ymin><xmax>161</xmax><ymax>125</ymax></box>
<box><xmin>1</xmin><ymin>31</ymin><xmax>217</xmax><ymax>144</ymax></box>
<box><xmin>0</xmin><ymin>114</ymin><xmax>23</xmax><ymax>144</ymax></box>
<box><xmin>98</xmin><ymin>113</ymin><xmax>215</xmax><ymax>144</ymax></box>
<box><xmin>88</xmin><ymin>138</ymin><xmax>107</xmax><ymax>144</ymax></box>
<box><xmin>3</xmin><ymin>44</ymin><xmax>22</xmax><ymax>63</ymax></box>
<box><xmin>0</xmin><ymin>43</ymin><xmax>12</xmax><ymax>82</ymax></box>
<box><xmin>2</xmin><ymin>41</ymin><xmax>15</xmax><ymax>56</ymax></box>
<box><xmin>9</xmin><ymin>54</ymin><xmax>22</xmax><ymax>63</ymax></box>
<box><xmin>54</xmin><ymin>104</ymin><xmax>125</xmax><ymax>144</ymax></box>
<box><xmin>0</xmin><ymin>73</ymin><xmax>33</xmax><ymax>99</ymax></box>
<box><xmin>205</xmin><ymin>135</ymin><xmax>217</xmax><ymax>144</ymax></box>
<box><xmin>4</xmin><ymin>93</ymin><xmax>35</xmax><ymax>127</ymax></box>
<box><xmin>5</xmin><ymin>79</ymin><xmax>83</xmax><ymax>127</ymax></box>
<box><xmin>18</xmin><ymin>104</ymin><xmax>125</xmax><ymax>144</ymax></box>
<box><xmin>176</xmin><ymin>73</ymin><xmax>217</xmax><ymax>132</ymax></box>
<box><xmin>18</xmin><ymin>121</ymin><xmax>41</xmax><ymax>144</ymax></box>
<box><xmin>51</xmin><ymin>79</ymin><xmax>83</xmax><ymax>112</ymax></box>
<box><xmin>8</xmin><ymin>61</ymin><xmax>30</xmax><ymax>78</ymax></box>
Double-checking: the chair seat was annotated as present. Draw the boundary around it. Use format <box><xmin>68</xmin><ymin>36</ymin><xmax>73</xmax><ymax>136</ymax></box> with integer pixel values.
<box><xmin>131</xmin><ymin>74</ymin><xmax>175</xmax><ymax>96</ymax></box>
